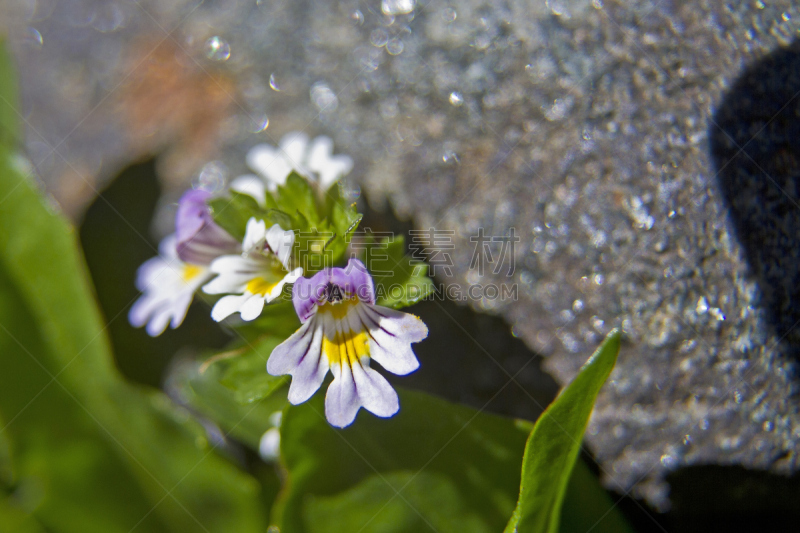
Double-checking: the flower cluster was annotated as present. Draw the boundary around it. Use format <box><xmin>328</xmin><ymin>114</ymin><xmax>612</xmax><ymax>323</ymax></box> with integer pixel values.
<box><xmin>130</xmin><ymin>132</ymin><xmax>429</xmax><ymax>428</ymax></box>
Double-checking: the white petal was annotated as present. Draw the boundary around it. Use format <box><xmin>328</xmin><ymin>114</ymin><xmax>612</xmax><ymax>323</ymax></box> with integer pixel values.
<box><xmin>267</xmin><ymin>319</ymin><xmax>315</xmax><ymax>375</ymax></box>
<box><xmin>246</xmin><ymin>144</ymin><xmax>288</xmax><ymax>186</ymax></box>
<box><xmin>243</xmin><ymin>218</ymin><xmax>267</xmax><ymax>253</ymax></box>
<box><xmin>325</xmin><ymin>361</ymin><xmax>360</xmax><ymax>428</ymax></box>
<box><xmin>306</xmin><ymin>136</ymin><xmax>333</xmax><ymax>172</ymax></box>
<box><xmin>230</xmin><ymin>175</ymin><xmax>267</xmax><ymax>206</ymax></box>
<box><xmin>145</xmin><ymin>307</ymin><xmax>173</xmax><ymax>337</ymax></box>
<box><xmin>280</xmin><ymin>132</ymin><xmax>309</xmax><ymax>168</ymax></box>
<box><xmin>268</xmin><ymin>319</ymin><xmax>328</xmax><ymax>404</ymax></box>
<box><xmin>318</xmin><ymin>155</ymin><xmax>353</xmax><ymax>191</ymax></box>
<box><xmin>357</xmin><ymin>305</ymin><xmax>425</xmax><ymax>376</ymax></box>
<box><xmin>239</xmin><ymin>294</ymin><xmax>266</xmax><ymax>321</ymax></box>
<box><xmin>350</xmin><ymin>360</ymin><xmax>399</xmax><ymax>418</ymax></box>
<box><xmin>203</xmin><ymin>255</ymin><xmax>266</xmax><ymax>294</ymax></box>
<box><xmin>210</xmin><ymin>293</ymin><xmax>251</xmax><ymax>322</ymax></box>
<box><xmin>265</xmin><ymin>224</ymin><xmax>295</xmax><ymax>269</ymax></box>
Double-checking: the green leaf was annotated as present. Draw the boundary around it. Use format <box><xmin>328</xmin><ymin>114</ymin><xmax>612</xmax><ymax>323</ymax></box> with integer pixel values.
<box><xmin>213</xmin><ymin>335</ymin><xmax>290</xmax><ymax>405</ymax></box>
<box><xmin>305</xmin><ymin>471</ymin><xmax>494</xmax><ymax>533</ymax></box>
<box><xmin>326</xmin><ymin>181</ymin><xmax>363</xmax><ymax>244</ymax></box>
<box><xmin>274</xmin><ymin>388</ymin><xmax>529</xmax><ymax>533</ymax></box>
<box><xmin>209</xmin><ymin>190</ymin><xmax>292</xmax><ymax>241</ymax></box>
<box><xmin>170</xmin><ymin>356</ymin><xmax>288</xmax><ymax>450</ymax></box>
<box><xmin>0</xmin><ymin>42</ymin><xmax>269</xmax><ymax>530</ymax></box>
<box><xmin>275</xmin><ymin>171</ymin><xmax>321</xmax><ymax>225</ymax></box>
<box><xmin>560</xmin><ymin>457</ymin><xmax>634</xmax><ymax>533</ymax></box>
<box><xmin>365</xmin><ymin>236</ymin><xmax>435</xmax><ymax>309</ymax></box>
<box><xmin>504</xmin><ymin>329</ymin><xmax>623</xmax><ymax>533</ymax></box>
<box><xmin>0</xmin><ymin>38</ymin><xmax>19</xmax><ymax>145</ymax></box>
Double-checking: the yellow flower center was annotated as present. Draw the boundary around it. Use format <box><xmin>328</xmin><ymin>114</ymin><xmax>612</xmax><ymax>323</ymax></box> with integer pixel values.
<box><xmin>246</xmin><ymin>277</ymin><xmax>281</xmax><ymax>297</ymax></box>
<box><xmin>319</xmin><ymin>299</ymin><xmax>370</xmax><ymax>367</ymax></box>
<box><xmin>182</xmin><ymin>264</ymin><xmax>204</xmax><ymax>282</ymax></box>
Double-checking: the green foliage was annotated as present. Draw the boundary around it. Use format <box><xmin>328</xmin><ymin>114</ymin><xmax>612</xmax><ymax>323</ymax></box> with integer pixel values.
<box><xmin>206</xmin><ymin>335</ymin><xmax>289</xmax><ymax>406</ymax></box>
<box><xmin>504</xmin><ymin>329</ymin><xmax>626</xmax><ymax>533</ymax></box>
<box><xmin>275</xmin><ymin>388</ymin><xmax>530</xmax><ymax>533</ymax></box>
<box><xmin>364</xmin><ymin>236</ymin><xmax>435</xmax><ymax>309</ymax></box>
<box><xmin>0</xmin><ymin>39</ymin><xmax>19</xmax><ymax>145</ymax></box>
<box><xmin>0</xmin><ymin>43</ymin><xmax>268</xmax><ymax>531</ymax></box>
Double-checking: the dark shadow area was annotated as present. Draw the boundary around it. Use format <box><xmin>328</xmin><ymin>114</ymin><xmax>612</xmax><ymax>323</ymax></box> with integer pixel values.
<box><xmin>79</xmin><ymin>160</ymin><xmax>230</xmax><ymax>387</ymax></box>
<box><xmin>666</xmin><ymin>465</ymin><xmax>800</xmax><ymax>532</ymax></box>
<box><xmin>710</xmin><ymin>39</ymin><xmax>800</xmax><ymax>353</ymax></box>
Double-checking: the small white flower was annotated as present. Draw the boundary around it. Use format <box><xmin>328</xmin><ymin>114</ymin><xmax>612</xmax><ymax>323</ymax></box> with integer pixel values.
<box><xmin>230</xmin><ymin>131</ymin><xmax>353</xmax><ymax>205</ymax></box>
<box><xmin>129</xmin><ymin>235</ymin><xmax>212</xmax><ymax>336</ymax></box>
<box><xmin>203</xmin><ymin>218</ymin><xmax>303</xmax><ymax>322</ymax></box>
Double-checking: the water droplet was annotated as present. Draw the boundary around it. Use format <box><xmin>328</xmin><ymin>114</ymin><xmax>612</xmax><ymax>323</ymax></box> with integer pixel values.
<box><xmin>442</xmin><ymin>7</ymin><xmax>457</xmax><ymax>22</ymax></box>
<box><xmin>205</xmin><ymin>36</ymin><xmax>230</xmax><ymax>61</ymax></box>
<box><xmin>310</xmin><ymin>82</ymin><xmax>338</xmax><ymax>113</ymax></box>
<box><xmin>442</xmin><ymin>149</ymin><xmax>459</xmax><ymax>164</ymax></box>
<box><xmin>782</xmin><ymin>12</ymin><xmax>791</xmax><ymax>22</ymax></box>
<box><xmin>195</xmin><ymin>161</ymin><xmax>227</xmax><ymax>193</ymax></box>
<box><xmin>449</xmin><ymin>91</ymin><xmax>463</xmax><ymax>106</ymax></box>
<box><xmin>763</xmin><ymin>421</ymin><xmax>774</xmax><ymax>432</ymax></box>
<box><xmin>660</xmin><ymin>454</ymin><xmax>676</xmax><ymax>468</ymax></box>
<box><xmin>386</xmin><ymin>38</ymin><xmax>404</xmax><ymax>55</ymax></box>
<box><xmin>269</xmin><ymin>73</ymin><xmax>281</xmax><ymax>91</ymax></box>
<box><xmin>381</xmin><ymin>0</ymin><xmax>415</xmax><ymax>16</ymax></box>
<box><xmin>351</xmin><ymin>9</ymin><xmax>364</xmax><ymax>24</ymax></box>
<box><xmin>370</xmin><ymin>28</ymin><xmax>389</xmax><ymax>47</ymax></box>
<box><xmin>23</xmin><ymin>27</ymin><xmax>43</xmax><ymax>50</ymax></box>
<box><xmin>572</xmin><ymin>299</ymin><xmax>584</xmax><ymax>313</ymax></box>
<box><xmin>249</xmin><ymin>113</ymin><xmax>269</xmax><ymax>133</ymax></box>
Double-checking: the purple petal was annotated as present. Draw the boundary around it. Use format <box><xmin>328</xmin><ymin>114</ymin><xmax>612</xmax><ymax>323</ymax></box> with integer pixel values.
<box><xmin>292</xmin><ymin>270</ymin><xmax>331</xmax><ymax>323</ymax></box>
<box><xmin>175</xmin><ymin>189</ymin><xmax>239</xmax><ymax>265</ymax></box>
<box><xmin>329</xmin><ymin>259</ymin><xmax>375</xmax><ymax>304</ymax></box>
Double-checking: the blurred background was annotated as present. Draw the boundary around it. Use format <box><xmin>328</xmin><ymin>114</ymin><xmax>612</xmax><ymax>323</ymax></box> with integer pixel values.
<box><xmin>4</xmin><ymin>0</ymin><xmax>800</xmax><ymax>531</ymax></box>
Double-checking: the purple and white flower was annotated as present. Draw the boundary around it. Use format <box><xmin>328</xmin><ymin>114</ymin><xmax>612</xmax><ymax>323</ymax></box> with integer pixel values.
<box><xmin>175</xmin><ymin>189</ymin><xmax>240</xmax><ymax>264</ymax></box>
<box><xmin>203</xmin><ymin>218</ymin><xmax>303</xmax><ymax>322</ymax></box>
<box><xmin>129</xmin><ymin>235</ymin><xmax>212</xmax><ymax>336</ymax></box>
<box><xmin>130</xmin><ymin>189</ymin><xmax>239</xmax><ymax>336</ymax></box>
<box><xmin>267</xmin><ymin>259</ymin><xmax>428</xmax><ymax>428</ymax></box>
<box><xmin>230</xmin><ymin>131</ymin><xmax>353</xmax><ymax>205</ymax></box>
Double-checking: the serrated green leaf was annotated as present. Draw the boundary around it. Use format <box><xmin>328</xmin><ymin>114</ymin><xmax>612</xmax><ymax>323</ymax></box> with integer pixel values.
<box><xmin>276</xmin><ymin>171</ymin><xmax>321</xmax><ymax>225</ymax></box>
<box><xmin>504</xmin><ymin>329</ymin><xmax>625</xmax><ymax>533</ymax></box>
<box><xmin>365</xmin><ymin>236</ymin><xmax>435</xmax><ymax>309</ymax></box>
<box><xmin>209</xmin><ymin>190</ymin><xmax>274</xmax><ymax>241</ymax></box>
<box><xmin>327</xmin><ymin>181</ymin><xmax>362</xmax><ymax>243</ymax></box>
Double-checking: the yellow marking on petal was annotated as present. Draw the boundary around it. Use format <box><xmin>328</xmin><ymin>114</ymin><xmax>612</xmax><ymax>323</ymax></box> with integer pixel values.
<box><xmin>182</xmin><ymin>264</ymin><xmax>204</xmax><ymax>282</ymax></box>
<box><xmin>322</xmin><ymin>328</ymin><xmax>370</xmax><ymax>367</ymax></box>
<box><xmin>246</xmin><ymin>277</ymin><xmax>280</xmax><ymax>296</ymax></box>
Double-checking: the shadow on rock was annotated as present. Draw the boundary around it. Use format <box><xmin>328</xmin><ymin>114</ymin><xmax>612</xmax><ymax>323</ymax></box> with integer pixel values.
<box><xmin>711</xmin><ymin>39</ymin><xmax>800</xmax><ymax>354</ymax></box>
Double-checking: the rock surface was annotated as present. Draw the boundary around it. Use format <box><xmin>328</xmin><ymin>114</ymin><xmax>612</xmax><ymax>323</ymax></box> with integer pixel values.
<box><xmin>7</xmin><ymin>0</ymin><xmax>800</xmax><ymax>508</ymax></box>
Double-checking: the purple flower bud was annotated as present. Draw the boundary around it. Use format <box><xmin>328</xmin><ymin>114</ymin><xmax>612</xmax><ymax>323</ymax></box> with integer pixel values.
<box><xmin>175</xmin><ymin>189</ymin><xmax>239</xmax><ymax>265</ymax></box>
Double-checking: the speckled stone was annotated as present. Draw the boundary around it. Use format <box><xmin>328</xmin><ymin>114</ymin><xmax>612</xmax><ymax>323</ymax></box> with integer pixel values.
<box><xmin>7</xmin><ymin>0</ymin><xmax>800</xmax><ymax>509</ymax></box>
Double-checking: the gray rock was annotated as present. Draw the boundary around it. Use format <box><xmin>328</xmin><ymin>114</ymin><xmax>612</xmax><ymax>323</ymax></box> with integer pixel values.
<box><xmin>8</xmin><ymin>0</ymin><xmax>800</xmax><ymax>508</ymax></box>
